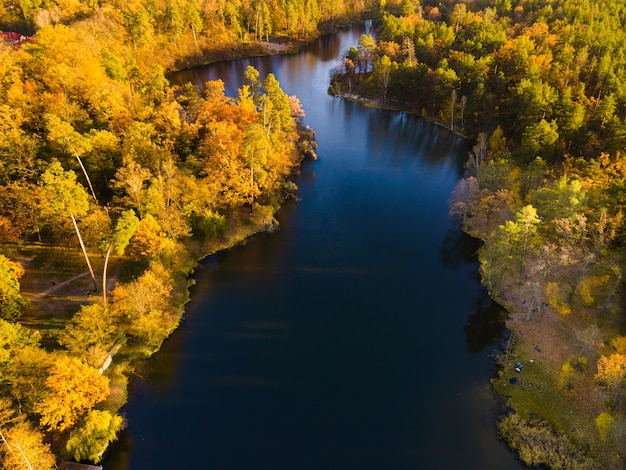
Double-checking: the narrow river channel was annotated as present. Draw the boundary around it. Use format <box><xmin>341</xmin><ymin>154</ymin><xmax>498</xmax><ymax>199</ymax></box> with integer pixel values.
<box><xmin>102</xmin><ymin>22</ymin><xmax>526</xmax><ymax>470</ymax></box>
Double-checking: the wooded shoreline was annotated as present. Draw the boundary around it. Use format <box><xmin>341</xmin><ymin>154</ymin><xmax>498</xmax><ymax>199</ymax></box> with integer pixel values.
<box><xmin>0</xmin><ymin>3</ymin><xmax>376</xmax><ymax>466</ymax></box>
<box><xmin>3</xmin><ymin>0</ymin><xmax>626</xmax><ymax>467</ymax></box>
<box><xmin>327</xmin><ymin>3</ymin><xmax>626</xmax><ymax>468</ymax></box>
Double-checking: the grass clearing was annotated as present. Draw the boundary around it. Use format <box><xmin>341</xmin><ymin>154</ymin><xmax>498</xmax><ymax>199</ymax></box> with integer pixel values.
<box><xmin>16</xmin><ymin>244</ymin><xmax>104</xmax><ymax>329</ymax></box>
<box><xmin>494</xmin><ymin>353</ymin><xmax>597</xmax><ymax>443</ymax></box>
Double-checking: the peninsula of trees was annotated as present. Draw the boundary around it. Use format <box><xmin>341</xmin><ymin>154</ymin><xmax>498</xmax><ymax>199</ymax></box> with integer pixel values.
<box><xmin>329</xmin><ymin>0</ymin><xmax>626</xmax><ymax>467</ymax></box>
<box><xmin>0</xmin><ymin>0</ymin><xmax>376</xmax><ymax>467</ymax></box>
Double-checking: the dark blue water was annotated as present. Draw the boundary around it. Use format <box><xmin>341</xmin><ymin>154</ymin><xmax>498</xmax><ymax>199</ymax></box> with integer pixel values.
<box><xmin>103</xmin><ymin>23</ymin><xmax>525</xmax><ymax>469</ymax></box>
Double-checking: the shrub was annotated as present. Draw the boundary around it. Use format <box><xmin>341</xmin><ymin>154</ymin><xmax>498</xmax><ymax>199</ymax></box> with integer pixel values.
<box><xmin>595</xmin><ymin>412</ymin><xmax>614</xmax><ymax>442</ymax></box>
<box><xmin>498</xmin><ymin>413</ymin><xmax>599</xmax><ymax>469</ymax></box>
<box><xmin>545</xmin><ymin>281</ymin><xmax>572</xmax><ymax>315</ymax></box>
<box><xmin>559</xmin><ymin>360</ymin><xmax>575</xmax><ymax>390</ymax></box>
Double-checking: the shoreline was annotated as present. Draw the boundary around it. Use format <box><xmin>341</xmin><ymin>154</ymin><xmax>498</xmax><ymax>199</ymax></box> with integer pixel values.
<box><xmin>333</xmin><ymin>90</ymin><xmax>474</xmax><ymax>142</ymax></box>
<box><xmin>95</xmin><ymin>33</ymin><xmax>332</xmax><ymax>464</ymax></box>
<box><xmin>330</xmin><ymin>87</ymin><xmax>609</xmax><ymax>468</ymax></box>
<box><xmin>168</xmin><ymin>17</ymin><xmax>374</xmax><ymax>72</ymax></box>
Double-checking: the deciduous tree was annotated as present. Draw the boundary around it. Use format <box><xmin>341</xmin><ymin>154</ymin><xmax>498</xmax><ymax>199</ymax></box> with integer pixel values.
<box><xmin>595</xmin><ymin>353</ymin><xmax>626</xmax><ymax>405</ymax></box>
<box><xmin>0</xmin><ymin>399</ymin><xmax>55</xmax><ymax>470</ymax></box>
<box><xmin>110</xmin><ymin>263</ymin><xmax>176</xmax><ymax>348</ymax></box>
<box><xmin>40</xmin><ymin>162</ymin><xmax>98</xmax><ymax>291</ymax></box>
<box><xmin>58</xmin><ymin>304</ymin><xmax>124</xmax><ymax>369</ymax></box>
<box><xmin>35</xmin><ymin>355</ymin><xmax>109</xmax><ymax>432</ymax></box>
<box><xmin>65</xmin><ymin>409</ymin><xmax>123</xmax><ymax>463</ymax></box>
<box><xmin>111</xmin><ymin>160</ymin><xmax>152</xmax><ymax>218</ymax></box>
<box><xmin>100</xmin><ymin>209</ymin><xmax>140</xmax><ymax>307</ymax></box>
<box><xmin>479</xmin><ymin>205</ymin><xmax>541</xmax><ymax>295</ymax></box>
<box><xmin>0</xmin><ymin>256</ymin><xmax>28</xmax><ymax>320</ymax></box>
<box><xmin>0</xmin><ymin>322</ymin><xmax>49</xmax><ymax>414</ymax></box>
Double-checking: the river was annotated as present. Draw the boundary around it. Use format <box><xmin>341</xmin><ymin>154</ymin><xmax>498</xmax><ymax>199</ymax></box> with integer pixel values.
<box><xmin>102</xmin><ymin>22</ymin><xmax>525</xmax><ymax>469</ymax></box>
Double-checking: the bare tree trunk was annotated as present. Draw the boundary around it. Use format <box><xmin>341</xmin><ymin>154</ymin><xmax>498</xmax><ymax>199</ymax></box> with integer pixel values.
<box><xmin>70</xmin><ymin>213</ymin><xmax>98</xmax><ymax>292</ymax></box>
<box><xmin>0</xmin><ymin>429</ymin><xmax>34</xmax><ymax>470</ymax></box>
<box><xmin>190</xmin><ymin>22</ymin><xmax>199</xmax><ymax>49</ymax></box>
<box><xmin>102</xmin><ymin>245</ymin><xmax>112</xmax><ymax>308</ymax></box>
<box><xmin>74</xmin><ymin>151</ymin><xmax>98</xmax><ymax>204</ymax></box>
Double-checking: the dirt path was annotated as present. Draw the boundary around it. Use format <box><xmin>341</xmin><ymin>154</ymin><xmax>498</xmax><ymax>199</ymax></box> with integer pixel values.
<box><xmin>25</xmin><ymin>271</ymin><xmax>91</xmax><ymax>301</ymax></box>
<box><xmin>21</xmin><ymin>256</ymin><xmax>124</xmax><ymax>324</ymax></box>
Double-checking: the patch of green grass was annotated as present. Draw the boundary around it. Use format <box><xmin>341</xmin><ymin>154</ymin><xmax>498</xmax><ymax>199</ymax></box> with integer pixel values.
<box><xmin>19</xmin><ymin>245</ymin><xmax>87</xmax><ymax>274</ymax></box>
<box><xmin>493</xmin><ymin>355</ymin><xmax>596</xmax><ymax>446</ymax></box>
<box><xmin>491</xmin><ymin>342</ymin><xmax>626</xmax><ymax>469</ymax></box>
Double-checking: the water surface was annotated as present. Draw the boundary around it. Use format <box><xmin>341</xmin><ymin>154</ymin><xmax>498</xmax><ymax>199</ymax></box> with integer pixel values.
<box><xmin>103</xmin><ymin>23</ymin><xmax>524</xmax><ymax>469</ymax></box>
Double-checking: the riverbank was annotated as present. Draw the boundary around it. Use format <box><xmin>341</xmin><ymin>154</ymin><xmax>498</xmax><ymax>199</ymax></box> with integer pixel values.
<box><xmin>329</xmin><ymin>44</ymin><xmax>625</xmax><ymax>470</ymax></box>
<box><xmin>331</xmin><ymin>90</ymin><xmax>473</xmax><ymax>141</ymax></box>
<box><xmin>169</xmin><ymin>16</ymin><xmax>371</xmax><ymax>71</ymax></box>
<box><xmin>101</xmin><ymin>34</ymin><xmax>521</xmax><ymax>466</ymax></box>
<box><xmin>448</xmin><ymin>198</ymin><xmax>625</xmax><ymax>469</ymax></box>
<box><xmin>12</xmin><ymin>43</ymin><xmax>320</xmax><ymax>468</ymax></box>
<box><xmin>1</xmin><ymin>9</ymin><xmax>383</xmax><ymax>467</ymax></box>
<box><xmin>15</xmin><ymin>203</ymin><xmax>288</xmax><ymax>454</ymax></box>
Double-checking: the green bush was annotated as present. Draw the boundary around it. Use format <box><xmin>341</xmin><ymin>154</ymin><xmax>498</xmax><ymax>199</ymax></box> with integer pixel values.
<box><xmin>498</xmin><ymin>414</ymin><xmax>600</xmax><ymax>470</ymax></box>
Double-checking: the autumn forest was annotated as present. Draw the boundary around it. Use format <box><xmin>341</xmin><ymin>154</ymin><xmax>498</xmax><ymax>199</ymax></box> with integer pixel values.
<box><xmin>0</xmin><ymin>0</ymin><xmax>376</xmax><ymax>467</ymax></box>
<box><xmin>2</xmin><ymin>0</ymin><xmax>626</xmax><ymax>468</ymax></box>
<box><xmin>330</xmin><ymin>0</ymin><xmax>626</xmax><ymax>467</ymax></box>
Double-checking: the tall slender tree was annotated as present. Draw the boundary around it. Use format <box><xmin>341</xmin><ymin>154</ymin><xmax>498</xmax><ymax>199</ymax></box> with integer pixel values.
<box><xmin>100</xmin><ymin>210</ymin><xmax>139</xmax><ymax>308</ymax></box>
<box><xmin>40</xmin><ymin>162</ymin><xmax>98</xmax><ymax>291</ymax></box>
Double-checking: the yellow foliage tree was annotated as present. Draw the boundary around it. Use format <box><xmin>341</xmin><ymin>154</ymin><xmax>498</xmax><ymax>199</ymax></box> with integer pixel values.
<box><xmin>65</xmin><ymin>409</ymin><xmax>123</xmax><ymax>463</ymax></box>
<box><xmin>40</xmin><ymin>161</ymin><xmax>98</xmax><ymax>291</ymax></box>
<box><xmin>0</xmin><ymin>398</ymin><xmax>56</xmax><ymax>470</ymax></box>
<box><xmin>595</xmin><ymin>412</ymin><xmax>614</xmax><ymax>441</ymax></box>
<box><xmin>129</xmin><ymin>213</ymin><xmax>176</xmax><ymax>258</ymax></box>
<box><xmin>545</xmin><ymin>281</ymin><xmax>571</xmax><ymax>315</ymax></box>
<box><xmin>610</xmin><ymin>336</ymin><xmax>626</xmax><ymax>354</ymax></box>
<box><xmin>595</xmin><ymin>353</ymin><xmax>626</xmax><ymax>393</ymax></box>
<box><xmin>0</xmin><ymin>425</ymin><xmax>56</xmax><ymax>470</ymax></box>
<box><xmin>111</xmin><ymin>264</ymin><xmax>172</xmax><ymax>318</ymax></box>
<box><xmin>574</xmin><ymin>274</ymin><xmax>610</xmax><ymax>307</ymax></box>
<box><xmin>0</xmin><ymin>255</ymin><xmax>28</xmax><ymax>320</ymax></box>
<box><xmin>35</xmin><ymin>355</ymin><xmax>109</xmax><ymax>432</ymax></box>
<box><xmin>58</xmin><ymin>304</ymin><xmax>124</xmax><ymax>369</ymax></box>
<box><xmin>110</xmin><ymin>263</ymin><xmax>176</xmax><ymax>348</ymax></box>
<box><xmin>0</xmin><ymin>324</ymin><xmax>50</xmax><ymax>415</ymax></box>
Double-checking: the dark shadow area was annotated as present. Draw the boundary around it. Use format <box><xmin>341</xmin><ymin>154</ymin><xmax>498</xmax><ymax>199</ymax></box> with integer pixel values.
<box><xmin>464</xmin><ymin>289</ymin><xmax>508</xmax><ymax>355</ymax></box>
<box><xmin>439</xmin><ymin>226</ymin><xmax>482</xmax><ymax>271</ymax></box>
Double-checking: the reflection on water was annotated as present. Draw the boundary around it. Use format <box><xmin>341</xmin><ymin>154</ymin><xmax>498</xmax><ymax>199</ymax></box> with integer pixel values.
<box><xmin>439</xmin><ymin>228</ymin><xmax>507</xmax><ymax>355</ymax></box>
<box><xmin>439</xmin><ymin>227</ymin><xmax>479</xmax><ymax>271</ymax></box>
<box><xmin>465</xmin><ymin>290</ymin><xmax>508</xmax><ymax>355</ymax></box>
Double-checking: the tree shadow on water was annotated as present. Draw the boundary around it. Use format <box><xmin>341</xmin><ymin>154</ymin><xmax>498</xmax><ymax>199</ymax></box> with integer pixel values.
<box><xmin>464</xmin><ymin>290</ymin><xmax>508</xmax><ymax>355</ymax></box>
<box><xmin>439</xmin><ymin>226</ymin><xmax>483</xmax><ymax>271</ymax></box>
<box><xmin>439</xmin><ymin>226</ymin><xmax>508</xmax><ymax>354</ymax></box>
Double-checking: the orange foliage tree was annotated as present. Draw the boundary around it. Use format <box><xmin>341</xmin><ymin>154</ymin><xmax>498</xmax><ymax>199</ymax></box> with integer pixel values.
<box><xmin>35</xmin><ymin>356</ymin><xmax>109</xmax><ymax>432</ymax></box>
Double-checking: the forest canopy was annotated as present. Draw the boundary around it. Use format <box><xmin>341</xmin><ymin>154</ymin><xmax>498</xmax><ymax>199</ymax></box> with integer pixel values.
<box><xmin>7</xmin><ymin>0</ymin><xmax>626</xmax><ymax>466</ymax></box>
<box><xmin>327</xmin><ymin>0</ymin><xmax>626</xmax><ymax>468</ymax></box>
<box><xmin>0</xmin><ymin>0</ymin><xmax>378</xmax><ymax>466</ymax></box>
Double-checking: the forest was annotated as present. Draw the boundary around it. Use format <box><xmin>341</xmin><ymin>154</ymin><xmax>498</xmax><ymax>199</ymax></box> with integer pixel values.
<box><xmin>329</xmin><ymin>0</ymin><xmax>626</xmax><ymax>468</ymax></box>
<box><xmin>0</xmin><ymin>0</ymin><xmax>376</xmax><ymax>467</ymax></box>
<box><xmin>3</xmin><ymin>0</ymin><xmax>626</xmax><ymax>467</ymax></box>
